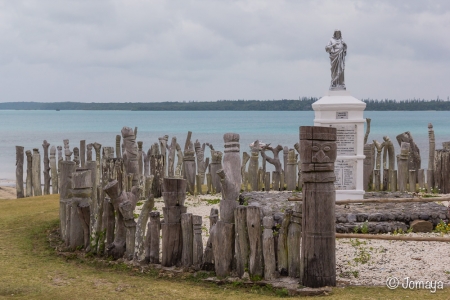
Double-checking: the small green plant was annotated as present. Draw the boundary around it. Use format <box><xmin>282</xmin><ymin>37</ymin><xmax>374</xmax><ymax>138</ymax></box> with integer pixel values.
<box><xmin>393</xmin><ymin>228</ymin><xmax>405</xmax><ymax>235</ymax></box>
<box><xmin>407</xmin><ymin>226</ymin><xmax>414</xmax><ymax>233</ymax></box>
<box><xmin>353</xmin><ymin>225</ymin><xmax>360</xmax><ymax>234</ymax></box>
<box><xmin>351</xmin><ymin>270</ymin><xmax>359</xmax><ymax>278</ymax></box>
<box><xmin>275</xmin><ymin>288</ymin><xmax>289</xmax><ymax>297</ymax></box>
<box><xmin>152</xmin><ymin>206</ymin><xmax>157</xmax><ymax>211</ymax></box>
<box><xmin>250</xmin><ymin>274</ymin><xmax>263</xmax><ymax>282</ymax></box>
<box><xmin>133</xmin><ymin>213</ymin><xmax>139</xmax><ymax>219</ymax></box>
<box><xmin>361</xmin><ymin>221</ymin><xmax>369</xmax><ymax>234</ymax></box>
<box><xmin>434</xmin><ymin>220</ymin><xmax>450</xmax><ymax>234</ymax></box>
<box><xmin>242</xmin><ymin>197</ymin><xmax>250</xmax><ymax>206</ymax></box>
<box><xmin>205</xmin><ymin>198</ymin><xmax>220</xmax><ymax>205</ymax></box>
<box><xmin>136</xmin><ymin>201</ymin><xmax>143</xmax><ymax>206</ymax></box>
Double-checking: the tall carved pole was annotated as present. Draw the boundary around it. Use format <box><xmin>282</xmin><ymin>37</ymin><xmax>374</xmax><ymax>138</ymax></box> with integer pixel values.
<box><xmin>32</xmin><ymin>148</ymin><xmax>42</xmax><ymax>196</ymax></box>
<box><xmin>42</xmin><ymin>140</ymin><xmax>51</xmax><ymax>195</ymax></box>
<box><xmin>86</xmin><ymin>144</ymin><xmax>92</xmax><ymax>161</ymax></box>
<box><xmin>300</xmin><ymin>126</ymin><xmax>336</xmax><ymax>288</ymax></box>
<box><xmin>261</xmin><ymin>145</ymin><xmax>283</xmax><ymax>190</ymax></box>
<box><xmin>137</xmin><ymin>141</ymin><xmax>144</xmax><ymax>177</ymax></box>
<box><xmin>25</xmin><ymin>150</ymin><xmax>33</xmax><ymax>197</ymax></box>
<box><xmin>63</xmin><ymin>139</ymin><xmax>72</xmax><ymax>161</ymax></box>
<box><xmin>194</xmin><ymin>140</ymin><xmax>209</xmax><ymax>194</ymax></box>
<box><xmin>428</xmin><ymin>123</ymin><xmax>435</xmax><ymax>192</ymax></box>
<box><xmin>213</xmin><ymin>133</ymin><xmax>241</xmax><ymax>277</ymax></box>
<box><xmin>116</xmin><ymin>135</ymin><xmax>122</xmax><ymax>159</ymax></box>
<box><xmin>286</xmin><ymin>149</ymin><xmax>297</xmax><ymax>191</ymax></box>
<box><xmin>73</xmin><ymin>147</ymin><xmax>80</xmax><ymax>167</ymax></box>
<box><xmin>364</xmin><ymin>118</ymin><xmax>371</xmax><ymax>145</ymax></box>
<box><xmin>183</xmin><ymin>141</ymin><xmax>196</xmax><ymax>195</ymax></box>
<box><xmin>248</xmin><ymin>141</ymin><xmax>260</xmax><ymax>191</ymax></box>
<box><xmin>122</xmin><ymin>127</ymin><xmax>139</xmax><ymax>187</ymax></box>
<box><xmin>207</xmin><ymin>144</ymin><xmax>222</xmax><ymax>193</ymax></box>
<box><xmin>363</xmin><ymin>143</ymin><xmax>374</xmax><ymax>191</ymax></box>
<box><xmin>93</xmin><ymin>142</ymin><xmax>102</xmax><ymax>188</ymax></box>
<box><xmin>175</xmin><ymin>143</ymin><xmax>184</xmax><ymax>178</ymax></box>
<box><xmin>159</xmin><ymin>135</ymin><xmax>169</xmax><ymax>177</ymax></box>
<box><xmin>50</xmin><ymin>146</ymin><xmax>58</xmax><ymax>194</ymax></box>
<box><xmin>150</xmin><ymin>143</ymin><xmax>164</xmax><ymax>198</ymax></box>
<box><xmin>397</xmin><ymin>142</ymin><xmax>410</xmax><ymax>192</ymax></box>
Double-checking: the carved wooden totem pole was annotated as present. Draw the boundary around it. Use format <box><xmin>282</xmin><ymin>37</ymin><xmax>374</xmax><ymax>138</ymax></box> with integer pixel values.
<box><xmin>396</xmin><ymin>131</ymin><xmax>421</xmax><ymax>176</ymax></box>
<box><xmin>207</xmin><ymin>144</ymin><xmax>222</xmax><ymax>193</ymax></box>
<box><xmin>213</xmin><ymin>133</ymin><xmax>241</xmax><ymax>277</ymax></box>
<box><xmin>122</xmin><ymin>127</ymin><xmax>139</xmax><ymax>187</ymax></box>
<box><xmin>159</xmin><ymin>135</ymin><xmax>169</xmax><ymax>177</ymax></box>
<box><xmin>15</xmin><ymin>146</ymin><xmax>24</xmax><ymax>198</ymax></box>
<box><xmin>183</xmin><ymin>139</ymin><xmax>196</xmax><ymax>195</ymax></box>
<box><xmin>363</xmin><ymin>143</ymin><xmax>374</xmax><ymax>191</ymax></box>
<box><xmin>248</xmin><ymin>141</ymin><xmax>260</xmax><ymax>191</ymax></box>
<box><xmin>80</xmin><ymin>140</ymin><xmax>86</xmax><ymax>168</ymax></box>
<box><xmin>161</xmin><ymin>177</ymin><xmax>187</xmax><ymax>267</ymax></box>
<box><xmin>397</xmin><ymin>142</ymin><xmax>410</xmax><ymax>192</ymax></box>
<box><xmin>194</xmin><ymin>140</ymin><xmax>209</xmax><ymax>195</ymax></box>
<box><xmin>150</xmin><ymin>143</ymin><xmax>164</xmax><ymax>198</ymax></box>
<box><xmin>300</xmin><ymin>126</ymin><xmax>336</xmax><ymax>288</ymax></box>
<box><xmin>286</xmin><ymin>149</ymin><xmax>297</xmax><ymax>191</ymax></box>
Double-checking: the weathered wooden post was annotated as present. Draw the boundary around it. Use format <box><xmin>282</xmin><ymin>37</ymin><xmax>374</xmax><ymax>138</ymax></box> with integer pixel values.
<box><xmin>363</xmin><ymin>143</ymin><xmax>374</xmax><ymax>191</ymax></box>
<box><xmin>42</xmin><ymin>140</ymin><xmax>51</xmax><ymax>195</ymax></box>
<box><xmin>235</xmin><ymin>206</ymin><xmax>249</xmax><ymax>278</ymax></box>
<box><xmin>286</xmin><ymin>149</ymin><xmax>297</xmax><ymax>191</ymax></box>
<box><xmin>241</xmin><ymin>151</ymin><xmax>250</xmax><ymax>191</ymax></box>
<box><xmin>25</xmin><ymin>150</ymin><xmax>33</xmax><ymax>197</ymax></box>
<box><xmin>71</xmin><ymin>169</ymin><xmax>92</xmax><ymax>251</ymax></box>
<box><xmin>248</xmin><ymin>141</ymin><xmax>260</xmax><ymax>191</ymax></box>
<box><xmin>59</xmin><ymin>161</ymin><xmax>75</xmax><ymax>242</ymax></box>
<box><xmin>73</xmin><ymin>147</ymin><xmax>80</xmax><ymax>167</ymax></box>
<box><xmin>373</xmin><ymin>169</ymin><xmax>381</xmax><ymax>191</ymax></box>
<box><xmin>122</xmin><ymin>127</ymin><xmax>139</xmax><ymax>187</ymax></box>
<box><xmin>116</xmin><ymin>135</ymin><xmax>122</xmax><ymax>159</ymax></box>
<box><xmin>184</xmin><ymin>141</ymin><xmax>196</xmax><ymax>195</ymax></box>
<box><xmin>247</xmin><ymin>206</ymin><xmax>263</xmax><ymax>278</ymax></box>
<box><xmin>213</xmin><ymin>133</ymin><xmax>241</xmax><ymax>277</ymax></box>
<box><xmin>159</xmin><ymin>135</ymin><xmax>169</xmax><ymax>177</ymax></box>
<box><xmin>175</xmin><ymin>143</ymin><xmax>184</xmax><ymax>178</ymax></box>
<box><xmin>181</xmin><ymin>213</ymin><xmax>193</xmax><ymax>267</ymax></box>
<box><xmin>167</xmin><ymin>137</ymin><xmax>177</xmax><ymax>177</ymax></box>
<box><xmin>294</xmin><ymin>142</ymin><xmax>303</xmax><ymax>190</ymax></box>
<box><xmin>397</xmin><ymin>142</ymin><xmax>410</xmax><ymax>192</ymax></box>
<box><xmin>409</xmin><ymin>170</ymin><xmax>417</xmax><ymax>193</ymax></box>
<box><xmin>202</xmin><ymin>208</ymin><xmax>218</xmax><ymax>271</ymax></box>
<box><xmin>382</xmin><ymin>136</ymin><xmax>395</xmax><ymax>190</ymax></box>
<box><xmin>93</xmin><ymin>142</ymin><xmax>102</xmax><ymax>188</ymax></box>
<box><xmin>192</xmin><ymin>215</ymin><xmax>203</xmax><ymax>269</ymax></box>
<box><xmin>195</xmin><ymin>140</ymin><xmax>209</xmax><ymax>194</ymax></box>
<box><xmin>288</xmin><ymin>202</ymin><xmax>302</xmax><ymax>278</ymax></box>
<box><xmin>80</xmin><ymin>140</ymin><xmax>86</xmax><ymax>168</ymax></box>
<box><xmin>32</xmin><ymin>148</ymin><xmax>42</xmax><ymax>196</ymax></box>
<box><xmin>135</xmin><ymin>195</ymin><xmax>154</xmax><ymax>261</ymax></box>
<box><xmin>150</xmin><ymin>143</ymin><xmax>164</xmax><ymax>198</ymax></box>
<box><xmin>146</xmin><ymin>211</ymin><xmax>161</xmax><ymax>264</ymax></box>
<box><xmin>137</xmin><ymin>141</ymin><xmax>144</xmax><ymax>177</ymax></box>
<box><xmin>264</xmin><ymin>172</ymin><xmax>271</xmax><ymax>191</ymax></box>
<box><xmin>161</xmin><ymin>177</ymin><xmax>187</xmax><ymax>267</ymax></box>
<box><xmin>390</xmin><ymin>170</ymin><xmax>397</xmax><ymax>192</ymax></box>
<box><xmin>277</xmin><ymin>209</ymin><xmax>292</xmax><ymax>276</ymax></box>
<box><xmin>300</xmin><ymin>126</ymin><xmax>336</xmax><ymax>288</ymax></box>
<box><xmin>15</xmin><ymin>146</ymin><xmax>24</xmax><ymax>198</ymax></box>
<box><xmin>86</xmin><ymin>160</ymin><xmax>100</xmax><ymax>253</ymax></box>
<box><xmin>103</xmin><ymin>180</ymin><xmax>139</xmax><ymax>260</ymax></box>
<box><xmin>49</xmin><ymin>146</ymin><xmax>58</xmax><ymax>194</ymax></box>
<box><xmin>263</xmin><ymin>216</ymin><xmax>277</xmax><ymax>280</ymax></box>
<box><xmin>208</xmin><ymin>144</ymin><xmax>222</xmax><ymax>193</ymax></box>
<box><xmin>428</xmin><ymin>123</ymin><xmax>435</xmax><ymax>192</ymax></box>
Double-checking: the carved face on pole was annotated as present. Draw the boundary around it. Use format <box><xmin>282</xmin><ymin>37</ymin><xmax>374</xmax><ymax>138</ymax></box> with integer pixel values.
<box><xmin>301</xmin><ymin>140</ymin><xmax>337</xmax><ymax>172</ymax></box>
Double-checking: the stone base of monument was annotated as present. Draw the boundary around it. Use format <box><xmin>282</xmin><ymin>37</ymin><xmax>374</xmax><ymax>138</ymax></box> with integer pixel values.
<box><xmin>312</xmin><ymin>90</ymin><xmax>366</xmax><ymax>201</ymax></box>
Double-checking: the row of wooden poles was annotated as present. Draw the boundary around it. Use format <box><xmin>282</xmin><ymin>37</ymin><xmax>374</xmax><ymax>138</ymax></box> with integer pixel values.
<box><xmin>15</xmin><ymin>133</ymin><xmax>304</xmax><ymax>200</ymax></box>
<box><xmin>363</xmin><ymin>122</ymin><xmax>450</xmax><ymax>194</ymax></box>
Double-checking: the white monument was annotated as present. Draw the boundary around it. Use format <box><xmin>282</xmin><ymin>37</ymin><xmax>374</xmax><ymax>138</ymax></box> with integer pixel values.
<box><xmin>312</xmin><ymin>30</ymin><xmax>366</xmax><ymax>200</ymax></box>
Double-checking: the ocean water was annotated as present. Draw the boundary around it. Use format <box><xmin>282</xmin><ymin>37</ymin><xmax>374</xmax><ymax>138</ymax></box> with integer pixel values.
<box><xmin>1</xmin><ymin>110</ymin><xmax>449</xmax><ymax>185</ymax></box>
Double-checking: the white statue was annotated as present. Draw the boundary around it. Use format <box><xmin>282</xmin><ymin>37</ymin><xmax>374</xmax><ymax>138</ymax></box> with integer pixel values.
<box><xmin>325</xmin><ymin>30</ymin><xmax>347</xmax><ymax>90</ymax></box>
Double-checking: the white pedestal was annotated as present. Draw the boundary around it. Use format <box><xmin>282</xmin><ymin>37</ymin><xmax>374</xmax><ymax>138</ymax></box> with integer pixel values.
<box><xmin>312</xmin><ymin>90</ymin><xmax>366</xmax><ymax>200</ymax></box>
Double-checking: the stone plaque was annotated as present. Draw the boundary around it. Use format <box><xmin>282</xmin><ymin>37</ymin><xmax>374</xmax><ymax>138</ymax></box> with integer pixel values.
<box><xmin>336</xmin><ymin>111</ymin><xmax>348</xmax><ymax>119</ymax></box>
<box><xmin>332</xmin><ymin>124</ymin><xmax>356</xmax><ymax>155</ymax></box>
<box><xmin>334</xmin><ymin>159</ymin><xmax>356</xmax><ymax>190</ymax></box>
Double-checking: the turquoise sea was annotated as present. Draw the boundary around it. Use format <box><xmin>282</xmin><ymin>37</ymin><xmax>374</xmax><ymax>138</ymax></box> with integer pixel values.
<box><xmin>1</xmin><ymin>110</ymin><xmax>449</xmax><ymax>185</ymax></box>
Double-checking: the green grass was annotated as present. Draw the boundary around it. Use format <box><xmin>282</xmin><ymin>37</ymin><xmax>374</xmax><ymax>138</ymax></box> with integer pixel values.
<box><xmin>0</xmin><ymin>195</ymin><xmax>449</xmax><ymax>299</ymax></box>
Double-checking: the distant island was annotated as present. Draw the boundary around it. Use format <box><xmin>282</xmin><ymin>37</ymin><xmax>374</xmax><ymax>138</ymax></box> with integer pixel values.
<box><xmin>0</xmin><ymin>98</ymin><xmax>449</xmax><ymax>111</ymax></box>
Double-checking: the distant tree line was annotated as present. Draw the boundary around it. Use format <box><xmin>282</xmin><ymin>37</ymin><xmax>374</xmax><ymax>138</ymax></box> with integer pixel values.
<box><xmin>0</xmin><ymin>98</ymin><xmax>449</xmax><ymax>111</ymax></box>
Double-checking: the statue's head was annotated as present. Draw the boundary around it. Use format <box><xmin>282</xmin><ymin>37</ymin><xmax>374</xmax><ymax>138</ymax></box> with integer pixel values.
<box><xmin>333</xmin><ymin>30</ymin><xmax>342</xmax><ymax>39</ymax></box>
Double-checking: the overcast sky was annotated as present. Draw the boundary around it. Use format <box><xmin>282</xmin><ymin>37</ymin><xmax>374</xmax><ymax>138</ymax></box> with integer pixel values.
<box><xmin>0</xmin><ymin>0</ymin><xmax>449</xmax><ymax>103</ymax></box>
